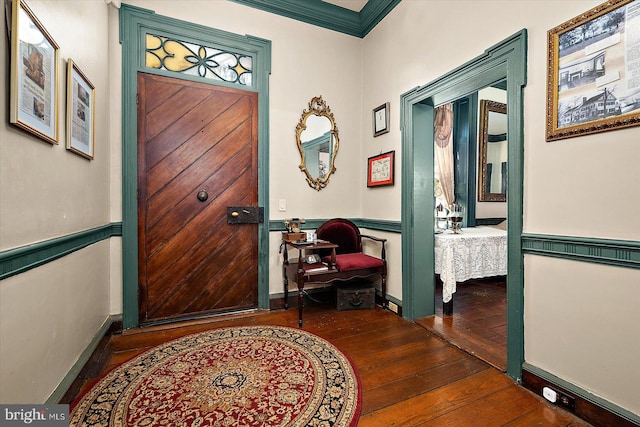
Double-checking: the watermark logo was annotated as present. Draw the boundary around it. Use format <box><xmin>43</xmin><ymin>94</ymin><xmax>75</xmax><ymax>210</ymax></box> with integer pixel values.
<box><xmin>0</xmin><ymin>405</ymin><xmax>68</xmax><ymax>426</ymax></box>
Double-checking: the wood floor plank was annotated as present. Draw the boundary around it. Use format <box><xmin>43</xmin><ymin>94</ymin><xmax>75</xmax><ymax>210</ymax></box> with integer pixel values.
<box><xmin>424</xmin><ymin>385</ymin><xmax>544</xmax><ymax>426</ymax></box>
<box><xmin>361</xmin><ymin>356</ymin><xmax>489</xmax><ymax>414</ymax></box>
<box><xmin>361</xmin><ymin>369</ymin><xmax>514</xmax><ymax>426</ymax></box>
<box><xmin>354</xmin><ymin>336</ymin><xmax>451</xmax><ymax>375</ymax></box>
<box><xmin>358</xmin><ymin>345</ymin><xmax>468</xmax><ymax>390</ymax></box>
<box><xmin>63</xmin><ymin>305</ymin><xmax>590</xmax><ymax>426</ymax></box>
<box><xmin>504</xmin><ymin>404</ymin><xmax>593</xmax><ymax>426</ymax></box>
<box><xmin>417</xmin><ymin>277</ymin><xmax>507</xmax><ymax>370</ymax></box>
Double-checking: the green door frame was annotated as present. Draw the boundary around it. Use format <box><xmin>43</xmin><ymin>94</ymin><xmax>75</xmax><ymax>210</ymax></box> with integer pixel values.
<box><xmin>119</xmin><ymin>5</ymin><xmax>272</xmax><ymax>329</ymax></box>
<box><xmin>400</xmin><ymin>30</ymin><xmax>527</xmax><ymax>380</ymax></box>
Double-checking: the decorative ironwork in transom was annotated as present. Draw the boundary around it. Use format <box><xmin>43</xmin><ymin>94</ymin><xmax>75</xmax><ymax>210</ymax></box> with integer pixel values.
<box><xmin>145</xmin><ymin>34</ymin><xmax>252</xmax><ymax>86</ymax></box>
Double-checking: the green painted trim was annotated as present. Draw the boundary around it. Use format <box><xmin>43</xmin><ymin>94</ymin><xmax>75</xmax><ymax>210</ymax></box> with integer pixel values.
<box><xmin>522</xmin><ymin>363</ymin><xmax>640</xmax><ymax>425</ymax></box>
<box><xmin>268</xmin><ymin>219</ymin><xmax>326</xmax><ymax>232</ymax></box>
<box><xmin>453</xmin><ymin>94</ymin><xmax>478</xmax><ymax>227</ymax></box>
<box><xmin>227</xmin><ymin>0</ymin><xmax>401</xmax><ymax>38</ymax></box>
<box><xmin>359</xmin><ymin>0</ymin><xmax>403</xmax><ymax>37</ymax></box>
<box><xmin>355</xmin><ymin>218</ymin><xmax>401</xmax><ymax>233</ymax></box>
<box><xmin>47</xmin><ymin>314</ymin><xmax>122</xmax><ymax>404</ymax></box>
<box><xmin>400</xmin><ymin>30</ymin><xmax>527</xmax><ymax>381</ymax></box>
<box><xmin>229</xmin><ymin>0</ymin><xmax>359</xmax><ymax>36</ymax></box>
<box><xmin>119</xmin><ymin>4</ymin><xmax>272</xmax><ymax>329</ymax></box>
<box><xmin>0</xmin><ymin>223</ymin><xmax>122</xmax><ymax>280</ymax></box>
<box><xmin>401</xmin><ymin>102</ymin><xmax>435</xmax><ymax>320</ymax></box>
<box><xmin>522</xmin><ymin>233</ymin><xmax>640</xmax><ymax>269</ymax></box>
<box><xmin>268</xmin><ymin>218</ymin><xmax>402</xmax><ymax>234</ymax></box>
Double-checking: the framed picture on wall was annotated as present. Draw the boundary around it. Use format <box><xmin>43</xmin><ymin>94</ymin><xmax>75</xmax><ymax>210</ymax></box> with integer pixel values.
<box><xmin>367</xmin><ymin>150</ymin><xmax>395</xmax><ymax>187</ymax></box>
<box><xmin>9</xmin><ymin>0</ymin><xmax>59</xmax><ymax>144</ymax></box>
<box><xmin>66</xmin><ymin>59</ymin><xmax>95</xmax><ymax>159</ymax></box>
<box><xmin>373</xmin><ymin>102</ymin><xmax>390</xmax><ymax>137</ymax></box>
<box><xmin>546</xmin><ymin>0</ymin><xmax>640</xmax><ymax>141</ymax></box>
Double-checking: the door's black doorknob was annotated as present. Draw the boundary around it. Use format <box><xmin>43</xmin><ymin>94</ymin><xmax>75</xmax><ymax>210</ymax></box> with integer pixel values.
<box><xmin>197</xmin><ymin>190</ymin><xmax>208</xmax><ymax>202</ymax></box>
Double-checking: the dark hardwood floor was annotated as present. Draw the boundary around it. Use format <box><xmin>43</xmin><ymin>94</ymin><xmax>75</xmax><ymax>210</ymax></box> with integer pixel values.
<box><xmin>63</xmin><ymin>301</ymin><xmax>590</xmax><ymax>426</ymax></box>
<box><xmin>416</xmin><ymin>277</ymin><xmax>507</xmax><ymax>371</ymax></box>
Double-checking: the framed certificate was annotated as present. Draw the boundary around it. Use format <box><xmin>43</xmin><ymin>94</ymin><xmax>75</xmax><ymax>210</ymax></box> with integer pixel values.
<box><xmin>367</xmin><ymin>150</ymin><xmax>395</xmax><ymax>187</ymax></box>
<box><xmin>373</xmin><ymin>102</ymin><xmax>389</xmax><ymax>137</ymax></box>
<box><xmin>66</xmin><ymin>59</ymin><xmax>95</xmax><ymax>159</ymax></box>
<box><xmin>9</xmin><ymin>0</ymin><xmax>59</xmax><ymax>144</ymax></box>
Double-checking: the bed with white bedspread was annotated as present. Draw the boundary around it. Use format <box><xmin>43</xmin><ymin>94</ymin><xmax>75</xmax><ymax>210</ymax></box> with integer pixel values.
<box><xmin>434</xmin><ymin>226</ymin><xmax>507</xmax><ymax>305</ymax></box>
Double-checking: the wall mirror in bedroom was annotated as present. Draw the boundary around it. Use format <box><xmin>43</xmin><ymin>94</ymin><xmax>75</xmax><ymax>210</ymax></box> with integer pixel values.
<box><xmin>478</xmin><ymin>99</ymin><xmax>507</xmax><ymax>202</ymax></box>
<box><xmin>296</xmin><ymin>96</ymin><xmax>339</xmax><ymax>191</ymax></box>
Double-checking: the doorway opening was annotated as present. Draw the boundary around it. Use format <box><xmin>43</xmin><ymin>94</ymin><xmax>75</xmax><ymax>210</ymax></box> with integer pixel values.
<box><xmin>418</xmin><ymin>83</ymin><xmax>508</xmax><ymax>371</ymax></box>
<box><xmin>400</xmin><ymin>30</ymin><xmax>527</xmax><ymax>380</ymax></box>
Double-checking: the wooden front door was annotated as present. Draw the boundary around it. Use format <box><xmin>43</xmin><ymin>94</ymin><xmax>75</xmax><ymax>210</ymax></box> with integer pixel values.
<box><xmin>137</xmin><ymin>72</ymin><xmax>259</xmax><ymax>324</ymax></box>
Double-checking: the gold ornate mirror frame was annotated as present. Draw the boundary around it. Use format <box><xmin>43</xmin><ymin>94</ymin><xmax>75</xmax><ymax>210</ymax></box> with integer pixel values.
<box><xmin>295</xmin><ymin>96</ymin><xmax>340</xmax><ymax>191</ymax></box>
<box><xmin>478</xmin><ymin>99</ymin><xmax>507</xmax><ymax>202</ymax></box>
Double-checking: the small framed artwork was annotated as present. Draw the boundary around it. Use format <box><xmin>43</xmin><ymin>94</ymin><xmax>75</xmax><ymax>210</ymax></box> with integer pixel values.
<box><xmin>367</xmin><ymin>150</ymin><xmax>395</xmax><ymax>187</ymax></box>
<box><xmin>546</xmin><ymin>0</ymin><xmax>640</xmax><ymax>141</ymax></box>
<box><xmin>9</xmin><ymin>0</ymin><xmax>59</xmax><ymax>144</ymax></box>
<box><xmin>66</xmin><ymin>59</ymin><xmax>95</xmax><ymax>159</ymax></box>
<box><xmin>373</xmin><ymin>102</ymin><xmax>390</xmax><ymax>137</ymax></box>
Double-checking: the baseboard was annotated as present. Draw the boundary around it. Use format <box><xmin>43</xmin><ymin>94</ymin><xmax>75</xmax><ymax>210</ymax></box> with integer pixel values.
<box><xmin>49</xmin><ymin>315</ymin><xmax>123</xmax><ymax>404</ymax></box>
<box><xmin>522</xmin><ymin>363</ymin><xmax>639</xmax><ymax>427</ymax></box>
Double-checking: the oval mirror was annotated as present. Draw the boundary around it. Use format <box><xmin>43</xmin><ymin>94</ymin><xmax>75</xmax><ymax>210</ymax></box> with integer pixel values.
<box><xmin>478</xmin><ymin>99</ymin><xmax>507</xmax><ymax>202</ymax></box>
<box><xmin>296</xmin><ymin>96</ymin><xmax>339</xmax><ymax>191</ymax></box>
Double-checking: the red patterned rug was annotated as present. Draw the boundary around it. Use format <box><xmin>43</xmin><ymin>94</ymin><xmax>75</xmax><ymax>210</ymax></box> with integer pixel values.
<box><xmin>70</xmin><ymin>325</ymin><xmax>361</xmax><ymax>426</ymax></box>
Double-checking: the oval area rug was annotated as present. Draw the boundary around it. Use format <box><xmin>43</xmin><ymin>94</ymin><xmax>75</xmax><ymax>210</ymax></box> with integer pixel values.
<box><xmin>70</xmin><ymin>325</ymin><xmax>361</xmax><ymax>426</ymax></box>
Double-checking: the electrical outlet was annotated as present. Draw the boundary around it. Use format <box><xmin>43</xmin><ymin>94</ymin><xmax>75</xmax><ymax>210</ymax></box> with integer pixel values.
<box><xmin>542</xmin><ymin>386</ymin><xmax>575</xmax><ymax>412</ymax></box>
<box><xmin>542</xmin><ymin>387</ymin><xmax>557</xmax><ymax>403</ymax></box>
<box><xmin>557</xmin><ymin>392</ymin><xmax>575</xmax><ymax>412</ymax></box>
<box><xmin>387</xmin><ymin>301</ymin><xmax>398</xmax><ymax>313</ymax></box>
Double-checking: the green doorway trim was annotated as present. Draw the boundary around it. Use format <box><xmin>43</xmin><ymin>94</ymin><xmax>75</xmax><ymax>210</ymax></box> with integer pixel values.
<box><xmin>400</xmin><ymin>30</ymin><xmax>527</xmax><ymax>380</ymax></box>
<box><xmin>119</xmin><ymin>4</ymin><xmax>272</xmax><ymax>330</ymax></box>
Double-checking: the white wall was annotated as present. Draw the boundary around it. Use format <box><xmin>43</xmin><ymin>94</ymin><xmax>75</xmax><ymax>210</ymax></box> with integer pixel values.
<box><xmin>108</xmin><ymin>5</ymin><xmax>123</xmax><ymax>315</ymax></box>
<box><xmin>1</xmin><ymin>1</ymin><xmax>111</xmax><ymax>248</ymax></box>
<box><xmin>525</xmin><ymin>256</ymin><xmax>640</xmax><ymax>414</ymax></box>
<box><xmin>362</xmin><ymin>0</ymin><xmax>640</xmax><ymax>416</ymax></box>
<box><xmin>0</xmin><ymin>0</ymin><xmax>112</xmax><ymax>403</ymax></box>
<box><xmin>0</xmin><ymin>243</ymin><xmax>110</xmax><ymax>403</ymax></box>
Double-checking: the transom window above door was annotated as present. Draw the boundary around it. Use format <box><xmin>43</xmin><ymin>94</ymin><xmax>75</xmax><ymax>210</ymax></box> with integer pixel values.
<box><xmin>145</xmin><ymin>33</ymin><xmax>253</xmax><ymax>86</ymax></box>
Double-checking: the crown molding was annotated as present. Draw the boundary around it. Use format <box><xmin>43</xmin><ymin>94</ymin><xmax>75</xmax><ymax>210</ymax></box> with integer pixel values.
<box><xmin>228</xmin><ymin>0</ymin><xmax>402</xmax><ymax>38</ymax></box>
<box><xmin>359</xmin><ymin>0</ymin><xmax>402</xmax><ymax>36</ymax></box>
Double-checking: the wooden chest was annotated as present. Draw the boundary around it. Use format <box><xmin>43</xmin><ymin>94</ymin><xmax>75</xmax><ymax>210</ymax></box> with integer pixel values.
<box><xmin>336</xmin><ymin>283</ymin><xmax>375</xmax><ymax>311</ymax></box>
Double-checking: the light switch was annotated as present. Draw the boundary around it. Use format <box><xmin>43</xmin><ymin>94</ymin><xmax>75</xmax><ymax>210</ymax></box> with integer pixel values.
<box><xmin>278</xmin><ymin>199</ymin><xmax>286</xmax><ymax>212</ymax></box>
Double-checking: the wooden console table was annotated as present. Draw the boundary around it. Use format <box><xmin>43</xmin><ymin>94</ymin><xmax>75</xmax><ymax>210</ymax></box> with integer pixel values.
<box><xmin>282</xmin><ymin>239</ymin><xmax>338</xmax><ymax>326</ymax></box>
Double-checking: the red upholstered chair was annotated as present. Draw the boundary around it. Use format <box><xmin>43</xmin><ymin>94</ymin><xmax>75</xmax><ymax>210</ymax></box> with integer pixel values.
<box><xmin>315</xmin><ymin>218</ymin><xmax>387</xmax><ymax>306</ymax></box>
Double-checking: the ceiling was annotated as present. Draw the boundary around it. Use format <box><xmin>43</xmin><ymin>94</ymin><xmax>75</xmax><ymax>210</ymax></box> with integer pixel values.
<box><xmin>322</xmin><ymin>0</ymin><xmax>369</xmax><ymax>12</ymax></box>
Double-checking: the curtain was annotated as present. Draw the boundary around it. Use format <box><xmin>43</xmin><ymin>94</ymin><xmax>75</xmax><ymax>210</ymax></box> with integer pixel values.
<box><xmin>434</xmin><ymin>103</ymin><xmax>455</xmax><ymax>207</ymax></box>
